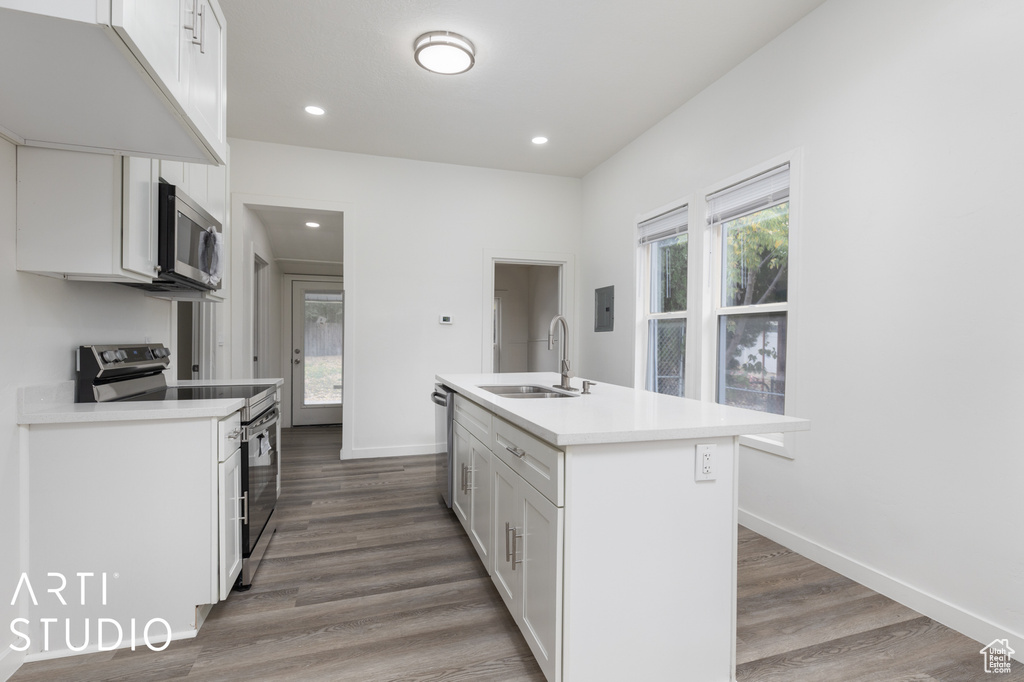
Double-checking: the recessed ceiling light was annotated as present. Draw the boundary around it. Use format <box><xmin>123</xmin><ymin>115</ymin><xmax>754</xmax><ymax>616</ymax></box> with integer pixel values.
<box><xmin>414</xmin><ymin>31</ymin><xmax>475</xmax><ymax>75</ymax></box>
<box><xmin>305</xmin><ymin>106</ymin><xmax>325</xmax><ymax>116</ymax></box>
<box><xmin>305</xmin><ymin>222</ymin><xmax>321</xmax><ymax>228</ymax></box>
<box><xmin>532</xmin><ymin>136</ymin><xmax>549</xmax><ymax>145</ymax></box>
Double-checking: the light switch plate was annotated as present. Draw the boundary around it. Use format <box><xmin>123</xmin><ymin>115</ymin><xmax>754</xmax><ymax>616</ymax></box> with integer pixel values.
<box><xmin>439</xmin><ymin>315</ymin><xmax>453</xmax><ymax>325</ymax></box>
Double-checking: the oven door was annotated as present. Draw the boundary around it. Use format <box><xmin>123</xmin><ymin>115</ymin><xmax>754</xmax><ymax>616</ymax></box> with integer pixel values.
<box><xmin>242</xmin><ymin>406</ymin><xmax>279</xmax><ymax>557</ymax></box>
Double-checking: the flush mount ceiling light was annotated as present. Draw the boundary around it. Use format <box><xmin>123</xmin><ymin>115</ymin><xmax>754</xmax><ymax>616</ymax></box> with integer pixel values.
<box><xmin>532</xmin><ymin>136</ymin><xmax>549</xmax><ymax>145</ymax></box>
<box><xmin>305</xmin><ymin>222</ymin><xmax>321</xmax><ymax>228</ymax></box>
<box><xmin>414</xmin><ymin>31</ymin><xmax>475</xmax><ymax>75</ymax></box>
<box><xmin>304</xmin><ymin>105</ymin><xmax>325</xmax><ymax>116</ymax></box>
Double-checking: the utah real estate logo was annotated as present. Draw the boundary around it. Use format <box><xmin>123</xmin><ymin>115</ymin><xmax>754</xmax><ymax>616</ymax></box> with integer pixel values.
<box><xmin>980</xmin><ymin>639</ymin><xmax>1015</xmax><ymax>675</ymax></box>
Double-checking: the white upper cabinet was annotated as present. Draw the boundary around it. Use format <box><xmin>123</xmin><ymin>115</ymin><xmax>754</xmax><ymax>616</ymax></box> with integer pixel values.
<box><xmin>0</xmin><ymin>0</ymin><xmax>227</xmax><ymax>164</ymax></box>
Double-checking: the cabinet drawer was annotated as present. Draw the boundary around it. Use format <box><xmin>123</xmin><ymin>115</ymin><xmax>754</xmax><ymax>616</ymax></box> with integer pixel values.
<box><xmin>218</xmin><ymin>412</ymin><xmax>242</xmax><ymax>462</ymax></box>
<box><xmin>454</xmin><ymin>394</ymin><xmax>492</xmax><ymax>445</ymax></box>
<box><xmin>493</xmin><ymin>417</ymin><xmax>563</xmax><ymax>507</ymax></box>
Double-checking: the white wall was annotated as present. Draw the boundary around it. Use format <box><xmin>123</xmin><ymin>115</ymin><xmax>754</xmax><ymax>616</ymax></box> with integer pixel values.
<box><xmin>228</xmin><ymin>204</ymin><xmax>282</xmax><ymax>383</ymax></box>
<box><xmin>0</xmin><ymin>139</ymin><xmax>174</xmax><ymax>675</ymax></box>
<box><xmin>229</xmin><ymin>140</ymin><xmax>582</xmax><ymax>458</ymax></box>
<box><xmin>579</xmin><ymin>0</ymin><xmax>1023</xmax><ymax>653</ymax></box>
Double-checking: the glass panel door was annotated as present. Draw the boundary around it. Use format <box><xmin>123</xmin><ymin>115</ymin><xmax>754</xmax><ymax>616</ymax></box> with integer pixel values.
<box><xmin>292</xmin><ymin>281</ymin><xmax>344</xmax><ymax>426</ymax></box>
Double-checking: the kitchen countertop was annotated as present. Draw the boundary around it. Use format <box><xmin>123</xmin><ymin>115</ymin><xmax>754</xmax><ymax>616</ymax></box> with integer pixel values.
<box><xmin>438</xmin><ymin>372</ymin><xmax>809</xmax><ymax>446</ymax></box>
<box><xmin>17</xmin><ymin>378</ymin><xmax>283</xmax><ymax>425</ymax></box>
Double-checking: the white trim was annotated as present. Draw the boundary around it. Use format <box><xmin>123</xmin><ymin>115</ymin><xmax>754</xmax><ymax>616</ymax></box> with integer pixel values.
<box><xmin>230</xmin><ymin>192</ymin><xmax>352</xmax><ymax>459</ymax></box>
<box><xmin>700</xmin><ymin>150</ymin><xmax>802</xmax><ymax>459</ymax></box>
<box><xmin>738</xmin><ymin>510</ymin><xmax>1024</xmax><ymax>663</ymax></box>
<box><xmin>739</xmin><ymin>433</ymin><xmax>791</xmax><ymax>459</ymax></box>
<box><xmin>481</xmin><ymin>250</ymin><xmax>576</xmax><ymax>374</ymax></box>
<box><xmin>634</xmin><ymin>196</ymin><xmax>694</xmax><ymax>396</ymax></box>
<box><xmin>22</xmin><ymin>626</ymin><xmax>198</xmax><ymax>663</ymax></box>
<box><xmin>343</xmin><ymin>443</ymin><xmax>439</xmax><ymax>460</ymax></box>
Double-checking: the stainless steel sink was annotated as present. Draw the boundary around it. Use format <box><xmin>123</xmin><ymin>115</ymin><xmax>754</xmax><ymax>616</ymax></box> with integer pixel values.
<box><xmin>477</xmin><ymin>384</ymin><xmax>578</xmax><ymax>399</ymax></box>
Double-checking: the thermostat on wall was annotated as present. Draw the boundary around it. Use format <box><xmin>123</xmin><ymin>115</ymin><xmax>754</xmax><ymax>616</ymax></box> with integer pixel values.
<box><xmin>439</xmin><ymin>315</ymin><xmax>453</xmax><ymax>325</ymax></box>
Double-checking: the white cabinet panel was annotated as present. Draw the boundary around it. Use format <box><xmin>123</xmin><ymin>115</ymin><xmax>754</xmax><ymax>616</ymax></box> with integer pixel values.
<box><xmin>218</xmin><ymin>447</ymin><xmax>242</xmax><ymax>599</ymax></box>
<box><xmin>121</xmin><ymin>155</ymin><xmax>160</xmax><ymax>278</ymax></box>
<box><xmin>453</xmin><ymin>421</ymin><xmax>493</xmax><ymax>571</ymax></box>
<box><xmin>0</xmin><ymin>1</ymin><xmax>226</xmax><ymax>163</ymax></box>
<box><xmin>16</xmin><ymin>147</ymin><xmax>153</xmax><ymax>283</ymax></box>
<box><xmin>112</xmin><ymin>0</ymin><xmax>185</xmax><ymax>105</ymax></box>
<box><xmin>491</xmin><ymin>456</ymin><xmax>519</xmax><ymax>611</ymax></box>
<box><xmin>491</xmin><ymin>456</ymin><xmax>563</xmax><ymax>682</ymax></box>
<box><xmin>185</xmin><ymin>0</ymin><xmax>226</xmax><ymax>155</ymax></box>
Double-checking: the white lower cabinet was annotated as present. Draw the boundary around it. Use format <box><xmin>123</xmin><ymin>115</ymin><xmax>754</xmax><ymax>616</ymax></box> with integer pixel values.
<box><xmin>492</xmin><ymin>456</ymin><xmax>563</xmax><ymax>682</ymax></box>
<box><xmin>217</xmin><ymin>448</ymin><xmax>242</xmax><ymax>599</ymax></box>
<box><xmin>453</xmin><ymin>421</ymin><xmax>493</xmax><ymax>572</ymax></box>
<box><xmin>217</xmin><ymin>412</ymin><xmax>243</xmax><ymax>599</ymax></box>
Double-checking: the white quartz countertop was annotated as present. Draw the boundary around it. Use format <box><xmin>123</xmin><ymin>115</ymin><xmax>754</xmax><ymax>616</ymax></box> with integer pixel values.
<box><xmin>17</xmin><ymin>378</ymin><xmax>283</xmax><ymax>425</ymax></box>
<box><xmin>437</xmin><ymin>372</ymin><xmax>810</xmax><ymax>446</ymax></box>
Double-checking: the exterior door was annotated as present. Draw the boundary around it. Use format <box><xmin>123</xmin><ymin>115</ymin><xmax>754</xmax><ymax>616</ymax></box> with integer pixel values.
<box><xmin>291</xmin><ymin>281</ymin><xmax>344</xmax><ymax>425</ymax></box>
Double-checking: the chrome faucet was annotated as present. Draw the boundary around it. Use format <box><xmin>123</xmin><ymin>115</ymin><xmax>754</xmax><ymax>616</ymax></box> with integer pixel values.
<box><xmin>548</xmin><ymin>315</ymin><xmax>578</xmax><ymax>392</ymax></box>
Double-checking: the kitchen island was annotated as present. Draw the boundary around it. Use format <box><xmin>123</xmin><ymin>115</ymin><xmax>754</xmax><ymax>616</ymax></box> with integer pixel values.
<box><xmin>437</xmin><ymin>372</ymin><xmax>809</xmax><ymax>682</ymax></box>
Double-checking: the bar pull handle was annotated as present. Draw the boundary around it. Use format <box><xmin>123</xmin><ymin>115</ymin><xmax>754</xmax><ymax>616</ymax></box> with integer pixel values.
<box><xmin>240</xmin><ymin>491</ymin><xmax>249</xmax><ymax>524</ymax></box>
<box><xmin>505</xmin><ymin>444</ymin><xmax>526</xmax><ymax>458</ymax></box>
<box><xmin>505</xmin><ymin>522</ymin><xmax>513</xmax><ymax>562</ymax></box>
<box><xmin>511</xmin><ymin>525</ymin><xmax>522</xmax><ymax>571</ymax></box>
<box><xmin>227</xmin><ymin>427</ymin><xmax>241</xmax><ymax>440</ymax></box>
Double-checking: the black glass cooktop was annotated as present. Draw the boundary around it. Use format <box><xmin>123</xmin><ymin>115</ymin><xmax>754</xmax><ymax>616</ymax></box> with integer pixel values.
<box><xmin>117</xmin><ymin>384</ymin><xmax>272</xmax><ymax>402</ymax></box>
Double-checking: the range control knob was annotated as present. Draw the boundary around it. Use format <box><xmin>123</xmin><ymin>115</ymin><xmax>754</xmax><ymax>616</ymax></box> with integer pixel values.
<box><xmin>115</xmin><ymin>350</ymin><xmax>128</xmax><ymax>362</ymax></box>
<box><xmin>101</xmin><ymin>350</ymin><xmax>117</xmax><ymax>363</ymax></box>
<box><xmin>155</xmin><ymin>348</ymin><xmax>169</xmax><ymax>358</ymax></box>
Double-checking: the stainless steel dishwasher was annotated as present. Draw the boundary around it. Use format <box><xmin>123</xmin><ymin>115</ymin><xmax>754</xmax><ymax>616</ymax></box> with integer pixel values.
<box><xmin>431</xmin><ymin>383</ymin><xmax>455</xmax><ymax>508</ymax></box>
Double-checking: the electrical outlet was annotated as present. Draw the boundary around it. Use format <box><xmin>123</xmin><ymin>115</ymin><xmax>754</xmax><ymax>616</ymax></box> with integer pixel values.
<box><xmin>695</xmin><ymin>444</ymin><xmax>716</xmax><ymax>481</ymax></box>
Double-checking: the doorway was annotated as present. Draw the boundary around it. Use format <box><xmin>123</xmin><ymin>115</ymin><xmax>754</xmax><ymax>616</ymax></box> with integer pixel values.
<box><xmin>291</xmin><ymin>280</ymin><xmax>344</xmax><ymax>425</ymax></box>
<box><xmin>493</xmin><ymin>263</ymin><xmax>561</xmax><ymax>373</ymax></box>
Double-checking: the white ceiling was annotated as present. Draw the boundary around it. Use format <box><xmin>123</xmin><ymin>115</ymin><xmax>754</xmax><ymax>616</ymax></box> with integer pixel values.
<box><xmin>219</xmin><ymin>0</ymin><xmax>826</xmax><ymax>179</ymax></box>
<box><xmin>248</xmin><ymin>205</ymin><xmax>344</xmax><ymax>276</ymax></box>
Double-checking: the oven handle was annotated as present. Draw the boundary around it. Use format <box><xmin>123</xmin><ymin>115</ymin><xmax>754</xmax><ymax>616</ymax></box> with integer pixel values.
<box><xmin>246</xmin><ymin>407</ymin><xmax>279</xmax><ymax>438</ymax></box>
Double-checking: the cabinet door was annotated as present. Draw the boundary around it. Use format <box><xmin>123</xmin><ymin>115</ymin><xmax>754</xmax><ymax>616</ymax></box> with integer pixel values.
<box><xmin>159</xmin><ymin>159</ymin><xmax>186</xmax><ymax>189</ymax></box>
<box><xmin>468</xmin><ymin>438</ymin><xmax>492</xmax><ymax>572</ymax></box>
<box><xmin>186</xmin><ymin>162</ymin><xmax>208</xmax><ymax>208</ymax></box>
<box><xmin>218</xmin><ymin>447</ymin><xmax>242</xmax><ymax>599</ymax></box>
<box><xmin>520</xmin><ymin>482</ymin><xmax>563</xmax><ymax>682</ymax></box>
<box><xmin>185</xmin><ymin>0</ymin><xmax>226</xmax><ymax>159</ymax></box>
<box><xmin>491</xmin><ymin>457</ymin><xmax>520</xmax><ymax>614</ymax></box>
<box><xmin>121</xmin><ymin>157</ymin><xmax>160</xmax><ymax>278</ymax></box>
<box><xmin>452</xmin><ymin>423</ymin><xmax>472</xmax><ymax>530</ymax></box>
<box><xmin>111</xmin><ymin>0</ymin><xmax>186</xmax><ymax>105</ymax></box>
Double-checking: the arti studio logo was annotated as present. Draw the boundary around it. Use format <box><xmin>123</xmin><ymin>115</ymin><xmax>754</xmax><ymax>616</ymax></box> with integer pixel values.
<box><xmin>981</xmin><ymin>639</ymin><xmax>1016</xmax><ymax>675</ymax></box>
<box><xmin>9</xmin><ymin>572</ymin><xmax>172</xmax><ymax>653</ymax></box>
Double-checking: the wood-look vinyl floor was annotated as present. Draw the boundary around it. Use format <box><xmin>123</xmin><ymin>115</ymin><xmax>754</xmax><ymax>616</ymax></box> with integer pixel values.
<box><xmin>11</xmin><ymin>427</ymin><xmax>1018</xmax><ymax>681</ymax></box>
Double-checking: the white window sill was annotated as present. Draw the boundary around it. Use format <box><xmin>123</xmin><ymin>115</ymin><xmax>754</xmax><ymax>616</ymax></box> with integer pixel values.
<box><xmin>739</xmin><ymin>433</ymin><xmax>793</xmax><ymax>460</ymax></box>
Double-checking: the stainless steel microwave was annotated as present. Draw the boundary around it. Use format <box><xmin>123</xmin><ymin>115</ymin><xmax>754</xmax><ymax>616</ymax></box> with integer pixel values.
<box><xmin>156</xmin><ymin>183</ymin><xmax>223</xmax><ymax>291</ymax></box>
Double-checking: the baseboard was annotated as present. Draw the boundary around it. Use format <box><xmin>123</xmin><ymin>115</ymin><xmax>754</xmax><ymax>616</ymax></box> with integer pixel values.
<box><xmin>0</xmin><ymin>647</ymin><xmax>25</xmax><ymax>682</ymax></box>
<box><xmin>342</xmin><ymin>443</ymin><xmax>438</xmax><ymax>460</ymax></box>
<box><xmin>738</xmin><ymin>509</ymin><xmax>1023</xmax><ymax>664</ymax></box>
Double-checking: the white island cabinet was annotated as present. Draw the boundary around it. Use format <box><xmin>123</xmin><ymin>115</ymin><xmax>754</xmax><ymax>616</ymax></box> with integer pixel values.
<box><xmin>0</xmin><ymin>0</ymin><xmax>227</xmax><ymax>164</ymax></box>
<box><xmin>437</xmin><ymin>372</ymin><xmax>810</xmax><ymax>682</ymax></box>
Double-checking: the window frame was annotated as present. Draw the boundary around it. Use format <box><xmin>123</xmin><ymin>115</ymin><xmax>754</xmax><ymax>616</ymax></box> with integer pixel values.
<box><xmin>633</xmin><ymin>151</ymin><xmax>801</xmax><ymax>459</ymax></box>
<box><xmin>635</xmin><ymin>200</ymin><xmax>696</xmax><ymax>398</ymax></box>
<box><xmin>702</xmin><ymin>154</ymin><xmax>800</xmax><ymax>458</ymax></box>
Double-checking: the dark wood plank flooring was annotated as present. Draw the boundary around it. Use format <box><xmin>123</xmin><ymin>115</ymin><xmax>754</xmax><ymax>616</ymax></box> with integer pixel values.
<box><xmin>11</xmin><ymin>427</ymin><xmax>1018</xmax><ymax>681</ymax></box>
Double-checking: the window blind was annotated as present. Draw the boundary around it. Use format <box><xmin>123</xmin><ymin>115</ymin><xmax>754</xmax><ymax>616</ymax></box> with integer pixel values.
<box><xmin>706</xmin><ymin>164</ymin><xmax>789</xmax><ymax>225</ymax></box>
<box><xmin>638</xmin><ymin>205</ymin><xmax>688</xmax><ymax>245</ymax></box>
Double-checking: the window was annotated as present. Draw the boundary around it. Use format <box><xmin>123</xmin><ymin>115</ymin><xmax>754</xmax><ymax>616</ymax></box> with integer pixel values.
<box><xmin>708</xmin><ymin>164</ymin><xmax>790</xmax><ymax>415</ymax></box>
<box><xmin>638</xmin><ymin>205</ymin><xmax>689</xmax><ymax>397</ymax></box>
